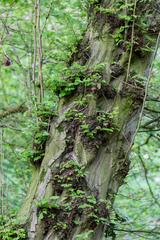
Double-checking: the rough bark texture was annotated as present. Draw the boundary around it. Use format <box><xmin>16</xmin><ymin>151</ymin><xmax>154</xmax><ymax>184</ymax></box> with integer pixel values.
<box><xmin>19</xmin><ymin>0</ymin><xmax>160</xmax><ymax>239</ymax></box>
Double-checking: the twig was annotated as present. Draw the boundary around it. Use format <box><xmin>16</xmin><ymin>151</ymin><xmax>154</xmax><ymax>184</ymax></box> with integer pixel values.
<box><xmin>125</xmin><ymin>0</ymin><xmax>137</xmax><ymax>82</ymax></box>
<box><xmin>114</xmin><ymin>227</ymin><xmax>160</xmax><ymax>235</ymax></box>
<box><xmin>144</xmin><ymin>107</ymin><xmax>160</xmax><ymax>114</ymax></box>
<box><xmin>138</xmin><ymin>134</ymin><xmax>153</xmax><ymax>147</ymax></box>
<box><xmin>0</xmin><ymin>129</ymin><xmax>4</xmax><ymax>216</ymax></box>
<box><xmin>41</xmin><ymin>0</ymin><xmax>54</xmax><ymax>33</ymax></box>
<box><xmin>138</xmin><ymin>146</ymin><xmax>160</xmax><ymax>208</ymax></box>
<box><xmin>125</xmin><ymin>32</ymin><xmax>160</xmax><ymax>158</ymax></box>
<box><xmin>141</xmin><ymin>116</ymin><xmax>160</xmax><ymax>128</ymax></box>
<box><xmin>37</xmin><ymin>0</ymin><xmax>44</xmax><ymax>103</ymax></box>
<box><xmin>0</xmin><ymin>104</ymin><xmax>27</xmax><ymax>119</ymax></box>
<box><xmin>139</xmin><ymin>128</ymin><xmax>160</xmax><ymax>132</ymax></box>
<box><xmin>32</xmin><ymin>0</ymin><xmax>38</xmax><ymax>99</ymax></box>
<box><xmin>146</xmin><ymin>97</ymin><xmax>160</xmax><ymax>102</ymax></box>
<box><xmin>0</xmin><ymin>124</ymin><xmax>22</xmax><ymax>131</ymax></box>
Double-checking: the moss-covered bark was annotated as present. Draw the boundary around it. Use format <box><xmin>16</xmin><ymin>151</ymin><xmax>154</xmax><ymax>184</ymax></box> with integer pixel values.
<box><xmin>19</xmin><ymin>0</ymin><xmax>160</xmax><ymax>239</ymax></box>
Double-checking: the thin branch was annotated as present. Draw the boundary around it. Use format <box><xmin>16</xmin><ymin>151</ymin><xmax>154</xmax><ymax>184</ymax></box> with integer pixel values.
<box><xmin>0</xmin><ymin>104</ymin><xmax>27</xmax><ymax>119</ymax></box>
<box><xmin>32</xmin><ymin>0</ymin><xmax>38</xmax><ymax>98</ymax></box>
<box><xmin>125</xmin><ymin>32</ymin><xmax>160</xmax><ymax>158</ymax></box>
<box><xmin>41</xmin><ymin>0</ymin><xmax>54</xmax><ymax>33</ymax></box>
<box><xmin>0</xmin><ymin>129</ymin><xmax>4</xmax><ymax>216</ymax></box>
<box><xmin>125</xmin><ymin>0</ymin><xmax>137</xmax><ymax>82</ymax></box>
<box><xmin>145</xmin><ymin>107</ymin><xmax>160</xmax><ymax>114</ymax></box>
<box><xmin>37</xmin><ymin>0</ymin><xmax>44</xmax><ymax>103</ymax></box>
<box><xmin>146</xmin><ymin>97</ymin><xmax>160</xmax><ymax>102</ymax></box>
<box><xmin>139</xmin><ymin>128</ymin><xmax>160</xmax><ymax>132</ymax></box>
<box><xmin>141</xmin><ymin>116</ymin><xmax>160</xmax><ymax>128</ymax></box>
<box><xmin>138</xmin><ymin>134</ymin><xmax>153</xmax><ymax>147</ymax></box>
<box><xmin>138</xmin><ymin>146</ymin><xmax>160</xmax><ymax>208</ymax></box>
<box><xmin>0</xmin><ymin>124</ymin><xmax>22</xmax><ymax>131</ymax></box>
<box><xmin>114</xmin><ymin>228</ymin><xmax>160</xmax><ymax>235</ymax></box>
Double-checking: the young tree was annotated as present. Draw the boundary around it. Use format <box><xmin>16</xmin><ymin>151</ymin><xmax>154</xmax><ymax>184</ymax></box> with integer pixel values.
<box><xmin>19</xmin><ymin>0</ymin><xmax>160</xmax><ymax>239</ymax></box>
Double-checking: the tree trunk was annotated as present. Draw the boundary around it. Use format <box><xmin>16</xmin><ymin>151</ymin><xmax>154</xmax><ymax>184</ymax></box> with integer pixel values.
<box><xmin>19</xmin><ymin>1</ymin><xmax>160</xmax><ymax>239</ymax></box>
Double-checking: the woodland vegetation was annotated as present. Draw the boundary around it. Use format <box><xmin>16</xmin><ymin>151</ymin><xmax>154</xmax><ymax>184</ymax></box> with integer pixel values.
<box><xmin>0</xmin><ymin>0</ymin><xmax>160</xmax><ymax>239</ymax></box>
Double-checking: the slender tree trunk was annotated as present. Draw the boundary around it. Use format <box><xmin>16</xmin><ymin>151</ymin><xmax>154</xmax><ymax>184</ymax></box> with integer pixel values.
<box><xmin>19</xmin><ymin>1</ymin><xmax>160</xmax><ymax>239</ymax></box>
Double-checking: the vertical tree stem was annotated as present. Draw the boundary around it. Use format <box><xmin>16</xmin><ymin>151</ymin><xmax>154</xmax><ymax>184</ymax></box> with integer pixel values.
<box><xmin>32</xmin><ymin>0</ymin><xmax>38</xmax><ymax>102</ymax></box>
<box><xmin>37</xmin><ymin>0</ymin><xmax>44</xmax><ymax>103</ymax></box>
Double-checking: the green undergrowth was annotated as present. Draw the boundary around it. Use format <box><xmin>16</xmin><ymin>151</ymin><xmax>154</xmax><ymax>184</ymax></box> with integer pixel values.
<box><xmin>0</xmin><ymin>215</ymin><xmax>27</xmax><ymax>240</ymax></box>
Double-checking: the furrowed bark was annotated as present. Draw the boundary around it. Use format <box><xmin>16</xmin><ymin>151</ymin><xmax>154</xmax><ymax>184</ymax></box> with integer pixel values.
<box><xmin>19</xmin><ymin>0</ymin><xmax>160</xmax><ymax>239</ymax></box>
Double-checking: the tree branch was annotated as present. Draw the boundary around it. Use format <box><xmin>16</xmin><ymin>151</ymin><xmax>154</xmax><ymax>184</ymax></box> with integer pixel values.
<box><xmin>0</xmin><ymin>104</ymin><xmax>27</xmax><ymax>119</ymax></box>
<box><xmin>145</xmin><ymin>107</ymin><xmax>160</xmax><ymax>114</ymax></box>
<box><xmin>138</xmin><ymin>146</ymin><xmax>160</xmax><ymax>208</ymax></box>
<box><xmin>114</xmin><ymin>228</ymin><xmax>160</xmax><ymax>235</ymax></box>
<box><xmin>142</xmin><ymin>116</ymin><xmax>160</xmax><ymax>128</ymax></box>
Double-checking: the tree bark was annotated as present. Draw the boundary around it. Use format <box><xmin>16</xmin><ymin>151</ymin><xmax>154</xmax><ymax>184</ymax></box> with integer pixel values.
<box><xmin>19</xmin><ymin>1</ymin><xmax>160</xmax><ymax>239</ymax></box>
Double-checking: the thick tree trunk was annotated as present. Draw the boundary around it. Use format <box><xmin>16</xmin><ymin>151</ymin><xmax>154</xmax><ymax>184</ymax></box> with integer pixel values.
<box><xmin>19</xmin><ymin>1</ymin><xmax>160</xmax><ymax>239</ymax></box>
